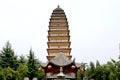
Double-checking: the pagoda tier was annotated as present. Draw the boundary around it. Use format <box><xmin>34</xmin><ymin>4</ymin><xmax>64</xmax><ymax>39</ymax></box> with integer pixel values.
<box><xmin>47</xmin><ymin>6</ymin><xmax>72</xmax><ymax>60</ymax></box>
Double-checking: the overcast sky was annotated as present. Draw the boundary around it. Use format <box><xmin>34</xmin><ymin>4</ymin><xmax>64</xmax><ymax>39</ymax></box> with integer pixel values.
<box><xmin>0</xmin><ymin>0</ymin><xmax>120</xmax><ymax>64</ymax></box>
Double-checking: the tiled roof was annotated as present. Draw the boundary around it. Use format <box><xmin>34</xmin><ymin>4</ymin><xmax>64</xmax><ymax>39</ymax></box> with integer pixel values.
<box><xmin>41</xmin><ymin>53</ymin><xmax>82</xmax><ymax>68</ymax></box>
<box><xmin>40</xmin><ymin>62</ymin><xmax>48</xmax><ymax>68</ymax></box>
<box><xmin>50</xmin><ymin>51</ymin><xmax>73</xmax><ymax>67</ymax></box>
<box><xmin>75</xmin><ymin>62</ymin><xmax>81</xmax><ymax>68</ymax></box>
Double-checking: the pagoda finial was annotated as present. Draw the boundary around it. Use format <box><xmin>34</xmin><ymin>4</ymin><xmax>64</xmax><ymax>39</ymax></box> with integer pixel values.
<box><xmin>58</xmin><ymin>5</ymin><xmax>60</xmax><ymax>8</ymax></box>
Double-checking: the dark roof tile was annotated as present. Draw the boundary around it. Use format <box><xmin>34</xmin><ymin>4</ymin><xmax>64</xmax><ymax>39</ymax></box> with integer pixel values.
<box><xmin>50</xmin><ymin>51</ymin><xmax>73</xmax><ymax>67</ymax></box>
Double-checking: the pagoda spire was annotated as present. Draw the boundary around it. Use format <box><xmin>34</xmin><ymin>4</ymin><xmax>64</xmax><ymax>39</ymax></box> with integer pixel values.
<box><xmin>58</xmin><ymin>5</ymin><xmax>60</xmax><ymax>8</ymax></box>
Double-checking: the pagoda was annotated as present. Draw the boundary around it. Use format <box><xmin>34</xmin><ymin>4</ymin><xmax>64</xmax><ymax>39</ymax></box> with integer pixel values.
<box><xmin>47</xmin><ymin>5</ymin><xmax>72</xmax><ymax>61</ymax></box>
<box><xmin>40</xmin><ymin>6</ymin><xmax>81</xmax><ymax>80</ymax></box>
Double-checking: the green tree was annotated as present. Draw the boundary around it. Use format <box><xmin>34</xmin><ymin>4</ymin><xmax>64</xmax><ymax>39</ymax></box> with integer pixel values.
<box><xmin>101</xmin><ymin>64</ymin><xmax>110</xmax><ymax>80</ymax></box>
<box><xmin>78</xmin><ymin>71</ymin><xmax>85</xmax><ymax>80</ymax></box>
<box><xmin>94</xmin><ymin>60</ymin><xmax>102</xmax><ymax>80</ymax></box>
<box><xmin>17</xmin><ymin>63</ymin><xmax>28</xmax><ymax>80</ymax></box>
<box><xmin>18</xmin><ymin>55</ymin><xmax>27</xmax><ymax>64</ymax></box>
<box><xmin>27</xmin><ymin>49</ymin><xmax>40</xmax><ymax>80</ymax></box>
<box><xmin>84</xmin><ymin>68</ymin><xmax>90</xmax><ymax>79</ymax></box>
<box><xmin>96</xmin><ymin>60</ymin><xmax>100</xmax><ymax>68</ymax></box>
<box><xmin>89</xmin><ymin>62</ymin><xmax>95</xmax><ymax>79</ymax></box>
<box><xmin>0</xmin><ymin>67</ymin><xmax>5</xmax><ymax>80</ymax></box>
<box><xmin>109</xmin><ymin>72</ymin><xmax>116</xmax><ymax>80</ymax></box>
<box><xmin>5</xmin><ymin>67</ymin><xmax>18</xmax><ymax>80</ymax></box>
<box><xmin>37</xmin><ymin>71</ymin><xmax>44</xmax><ymax>80</ymax></box>
<box><xmin>0</xmin><ymin>41</ymin><xmax>19</xmax><ymax>70</ymax></box>
<box><xmin>114</xmin><ymin>56</ymin><xmax>120</xmax><ymax>80</ymax></box>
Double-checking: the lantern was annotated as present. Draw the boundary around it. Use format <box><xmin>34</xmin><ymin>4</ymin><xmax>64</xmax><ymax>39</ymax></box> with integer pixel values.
<box><xmin>80</xmin><ymin>68</ymin><xmax>84</xmax><ymax>72</ymax></box>
<box><xmin>48</xmin><ymin>65</ymin><xmax>52</xmax><ymax>69</ymax></box>
<box><xmin>38</xmin><ymin>67</ymin><xmax>42</xmax><ymax>71</ymax></box>
<box><xmin>71</xmin><ymin>65</ymin><xmax>76</xmax><ymax>69</ymax></box>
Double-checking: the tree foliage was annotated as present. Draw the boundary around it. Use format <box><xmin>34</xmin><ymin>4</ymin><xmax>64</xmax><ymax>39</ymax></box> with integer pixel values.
<box><xmin>17</xmin><ymin>63</ymin><xmax>28</xmax><ymax>80</ymax></box>
<box><xmin>0</xmin><ymin>42</ymin><xmax>44</xmax><ymax>79</ymax></box>
<box><xmin>27</xmin><ymin>49</ymin><xmax>40</xmax><ymax>80</ymax></box>
<box><xmin>0</xmin><ymin>41</ymin><xmax>19</xmax><ymax>70</ymax></box>
<box><xmin>78</xmin><ymin>58</ymin><xmax>120</xmax><ymax>80</ymax></box>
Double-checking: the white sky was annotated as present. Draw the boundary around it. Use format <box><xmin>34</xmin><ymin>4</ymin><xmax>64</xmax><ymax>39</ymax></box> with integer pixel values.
<box><xmin>0</xmin><ymin>0</ymin><xmax>120</xmax><ymax>64</ymax></box>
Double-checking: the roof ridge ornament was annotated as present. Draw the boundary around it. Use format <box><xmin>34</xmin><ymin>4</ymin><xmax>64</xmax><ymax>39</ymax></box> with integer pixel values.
<box><xmin>60</xmin><ymin>67</ymin><xmax>63</xmax><ymax>72</ymax></box>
